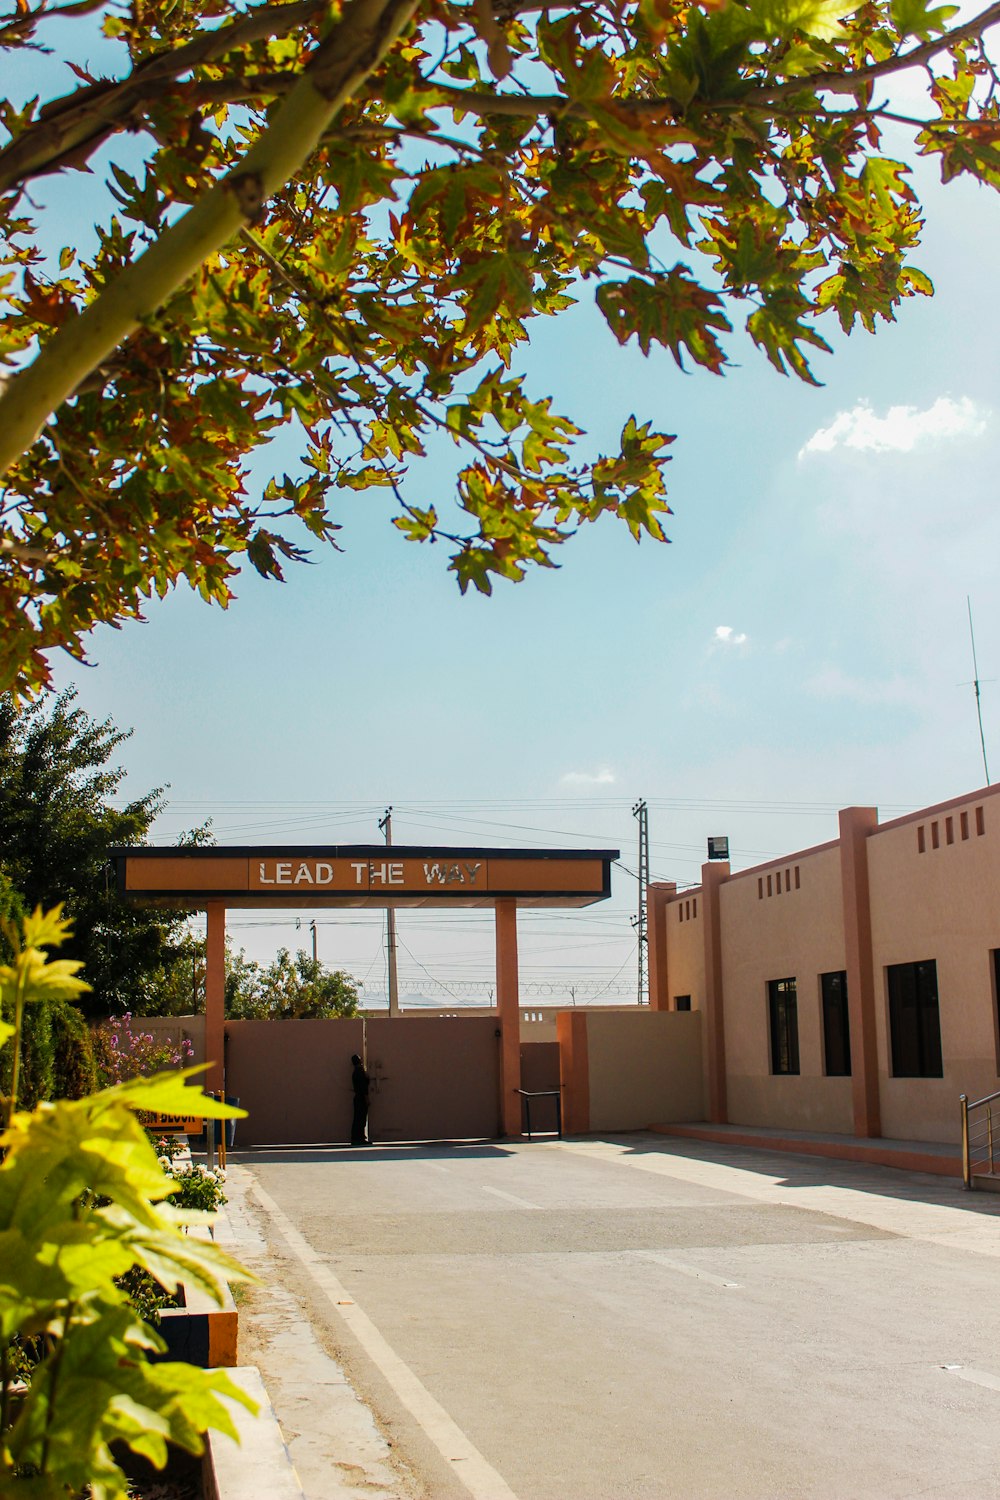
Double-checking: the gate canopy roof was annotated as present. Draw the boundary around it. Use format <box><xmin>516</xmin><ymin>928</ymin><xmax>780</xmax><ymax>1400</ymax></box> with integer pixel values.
<box><xmin>111</xmin><ymin>845</ymin><xmax>619</xmax><ymax>909</ymax></box>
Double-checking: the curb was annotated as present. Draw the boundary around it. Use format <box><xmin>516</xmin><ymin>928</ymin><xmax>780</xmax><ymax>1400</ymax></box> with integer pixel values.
<box><xmin>204</xmin><ymin>1366</ymin><xmax>306</xmax><ymax>1500</ymax></box>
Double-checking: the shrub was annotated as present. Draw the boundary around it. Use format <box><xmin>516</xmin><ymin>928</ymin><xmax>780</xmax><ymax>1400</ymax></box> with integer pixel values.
<box><xmin>92</xmin><ymin>1012</ymin><xmax>194</xmax><ymax>1087</ymax></box>
<box><xmin>0</xmin><ymin>906</ymin><xmax>254</xmax><ymax>1497</ymax></box>
<box><xmin>162</xmin><ymin>1161</ymin><xmax>228</xmax><ymax>1215</ymax></box>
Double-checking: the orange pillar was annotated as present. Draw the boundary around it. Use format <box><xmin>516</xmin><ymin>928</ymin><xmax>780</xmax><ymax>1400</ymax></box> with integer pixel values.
<box><xmin>205</xmin><ymin>902</ymin><xmax>226</xmax><ymax>1097</ymax></box>
<box><xmin>701</xmin><ymin>861</ymin><xmax>729</xmax><ymax>1123</ymax></box>
<box><xmin>839</xmin><ymin>806</ymin><xmax>881</xmax><ymax>1138</ymax></box>
<box><xmin>647</xmin><ymin>881</ymin><xmax>677</xmax><ymax>1010</ymax></box>
<box><xmin>557</xmin><ymin>1009</ymin><xmax>590</xmax><ymax>1134</ymax></box>
<box><xmin>495</xmin><ymin>897</ymin><xmax>522</xmax><ymax>1137</ymax></box>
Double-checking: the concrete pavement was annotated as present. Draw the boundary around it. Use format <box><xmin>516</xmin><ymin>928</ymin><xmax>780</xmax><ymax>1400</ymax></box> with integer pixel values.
<box><xmin>215</xmin><ymin>1135</ymin><xmax>1000</xmax><ymax>1500</ymax></box>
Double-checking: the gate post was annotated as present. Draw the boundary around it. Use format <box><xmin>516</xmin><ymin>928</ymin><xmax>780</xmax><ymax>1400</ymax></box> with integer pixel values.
<box><xmin>495</xmin><ymin>898</ymin><xmax>523</xmax><ymax>1137</ymax></box>
<box><xmin>205</xmin><ymin>902</ymin><xmax>226</xmax><ymax>1098</ymax></box>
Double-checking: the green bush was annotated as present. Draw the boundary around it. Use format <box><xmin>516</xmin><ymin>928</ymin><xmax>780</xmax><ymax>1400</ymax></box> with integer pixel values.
<box><xmin>0</xmin><ymin>996</ymin><xmax>97</xmax><ymax>1110</ymax></box>
<box><xmin>0</xmin><ymin>906</ymin><xmax>255</xmax><ymax>1497</ymax></box>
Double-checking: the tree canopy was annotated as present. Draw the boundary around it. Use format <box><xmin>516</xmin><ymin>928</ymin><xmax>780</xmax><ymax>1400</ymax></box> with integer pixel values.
<box><xmin>0</xmin><ymin>688</ymin><xmax>200</xmax><ymax>1016</ymax></box>
<box><xmin>225</xmin><ymin>946</ymin><xmax>362</xmax><ymax>1018</ymax></box>
<box><xmin>133</xmin><ymin>931</ymin><xmax>362</xmax><ymax>1018</ymax></box>
<box><xmin>1</xmin><ymin>0</ymin><xmax>998</xmax><ymax>693</ymax></box>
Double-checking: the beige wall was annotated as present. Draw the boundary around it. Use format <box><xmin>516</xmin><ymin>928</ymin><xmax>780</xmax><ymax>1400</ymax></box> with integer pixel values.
<box><xmin>717</xmin><ymin>844</ymin><xmax>854</xmax><ymax>1133</ymax></box>
<box><xmin>868</xmin><ymin>791</ymin><xmax>1000</xmax><ymax>1142</ymax></box>
<box><xmin>585</xmin><ymin>1011</ymin><xmax>704</xmax><ymax>1131</ymax></box>
<box><xmin>664</xmin><ymin>898</ymin><xmax>705</xmax><ymax>1009</ymax></box>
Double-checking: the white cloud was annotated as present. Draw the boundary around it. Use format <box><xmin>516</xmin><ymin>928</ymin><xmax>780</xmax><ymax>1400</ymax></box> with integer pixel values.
<box><xmin>713</xmin><ymin>625</ymin><xmax>748</xmax><ymax>648</ymax></box>
<box><xmin>559</xmin><ymin>767</ymin><xmax>617</xmax><ymax>787</ymax></box>
<box><xmin>799</xmin><ymin>396</ymin><xmax>988</xmax><ymax>459</ymax></box>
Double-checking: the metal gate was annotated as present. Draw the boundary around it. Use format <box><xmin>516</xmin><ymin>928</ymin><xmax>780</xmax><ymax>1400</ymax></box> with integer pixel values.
<box><xmin>225</xmin><ymin>1014</ymin><xmax>501</xmax><ymax>1146</ymax></box>
<box><xmin>363</xmin><ymin>1015</ymin><xmax>501</xmax><ymax>1143</ymax></box>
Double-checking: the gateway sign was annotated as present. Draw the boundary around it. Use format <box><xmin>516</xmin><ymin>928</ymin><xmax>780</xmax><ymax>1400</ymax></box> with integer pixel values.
<box><xmin>113</xmin><ymin>844</ymin><xmax>618</xmax><ymax>909</ymax></box>
<box><xmin>254</xmin><ymin>858</ymin><xmax>485</xmax><ymax>889</ymax></box>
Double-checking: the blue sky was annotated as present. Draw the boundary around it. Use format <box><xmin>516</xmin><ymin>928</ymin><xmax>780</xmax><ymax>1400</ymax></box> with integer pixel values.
<box><xmin>13</xmin><ymin>17</ymin><xmax>1000</xmax><ymax>1004</ymax></box>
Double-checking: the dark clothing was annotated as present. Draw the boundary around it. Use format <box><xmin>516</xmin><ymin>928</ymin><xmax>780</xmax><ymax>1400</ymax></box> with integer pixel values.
<box><xmin>351</xmin><ymin>1059</ymin><xmax>370</xmax><ymax>1145</ymax></box>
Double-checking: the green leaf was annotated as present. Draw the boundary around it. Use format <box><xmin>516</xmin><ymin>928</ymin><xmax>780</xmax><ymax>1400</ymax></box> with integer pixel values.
<box><xmin>597</xmin><ymin>269</ymin><xmax>731</xmax><ymax>371</ymax></box>
<box><xmin>891</xmin><ymin>0</ymin><xmax>958</xmax><ymax>37</ymax></box>
<box><xmin>746</xmin><ymin>0</ymin><xmax>859</xmax><ymax>41</ymax></box>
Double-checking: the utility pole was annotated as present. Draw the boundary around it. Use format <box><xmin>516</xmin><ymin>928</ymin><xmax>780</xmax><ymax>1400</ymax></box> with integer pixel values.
<box><xmin>310</xmin><ymin>919</ymin><xmax>317</xmax><ymax>966</ymax></box>
<box><xmin>631</xmin><ymin>799</ymin><xmax>649</xmax><ymax>1006</ymax></box>
<box><xmin>379</xmin><ymin>807</ymin><xmax>400</xmax><ymax>1015</ymax></box>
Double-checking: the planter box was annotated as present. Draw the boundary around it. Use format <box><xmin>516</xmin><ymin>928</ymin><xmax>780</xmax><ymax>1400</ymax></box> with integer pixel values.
<box><xmin>158</xmin><ymin>1277</ymin><xmax>239</xmax><ymax>1369</ymax></box>
<box><xmin>203</xmin><ymin>1366</ymin><xmax>305</xmax><ymax>1500</ymax></box>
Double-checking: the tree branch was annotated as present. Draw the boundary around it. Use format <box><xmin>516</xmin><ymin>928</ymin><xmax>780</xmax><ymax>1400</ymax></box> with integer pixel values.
<box><xmin>749</xmin><ymin>0</ymin><xmax>1000</xmax><ymax>101</ymax></box>
<box><xmin>0</xmin><ymin>0</ymin><xmax>421</xmax><ymax>477</ymax></box>
<box><xmin>0</xmin><ymin>0</ymin><xmax>329</xmax><ymax>194</ymax></box>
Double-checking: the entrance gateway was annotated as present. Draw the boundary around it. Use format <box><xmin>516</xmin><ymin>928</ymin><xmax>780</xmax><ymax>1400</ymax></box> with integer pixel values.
<box><xmin>111</xmin><ymin>844</ymin><xmax>618</xmax><ymax>1138</ymax></box>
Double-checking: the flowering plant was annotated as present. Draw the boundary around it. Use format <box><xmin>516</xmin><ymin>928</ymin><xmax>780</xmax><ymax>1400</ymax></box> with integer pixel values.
<box><xmin>93</xmin><ymin>1012</ymin><xmax>194</xmax><ymax>1087</ymax></box>
<box><xmin>161</xmin><ymin>1159</ymin><xmax>228</xmax><ymax>1214</ymax></box>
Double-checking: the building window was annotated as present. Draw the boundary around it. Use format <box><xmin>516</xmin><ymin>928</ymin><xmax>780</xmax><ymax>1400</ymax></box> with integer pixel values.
<box><xmin>961</xmin><ymin>811</ymin><xmax>970</xmax><ymax>841</ymax></box>
<box><xmin>887</xmin><ymin>960</ymin><xmax>943</xmax><ymax>1077</ymax></box>
<box><xmin>794</xmin><ymin>866</ymin><xmax>801</xmax><ymax>889</ymax></box>
<box><xmin>931</xmin><ymin>821</ymin><xmax>940</xmax><ymax>849</ymax></box>
<box><xmin>976</xmin><ymin>805</ymin><xmax>986</xmax><ymax>836</ymax></box>
<box><xmin>917</xmin><ymin>825</ymin><xmax>926</xmax><ymax>853</ymax></box>
<box><xmin>768</xmin><ymin>978</ymin><xmax>799</xmax><ymax>1075</ymax></box>
<box><xmin>821</xmin><ymin>971</ymin><xmax>851</xmax><ymax>1076</ymax></box>
<box><xmin>674</xmin><ymin>995</ymin><xmax>692</xmax><ymax>1012</ymax></box>
<box><xmin>945</xmin><ymin>816</ymin><xmax>954</xmax><ymax>845</ymax></box>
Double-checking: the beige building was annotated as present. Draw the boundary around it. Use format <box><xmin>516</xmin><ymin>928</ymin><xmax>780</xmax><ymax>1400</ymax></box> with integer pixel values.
<box><xmin>648</xmin><ymin>782</ymin><xmax>1000</xmax><ymax>1145</ymax></box>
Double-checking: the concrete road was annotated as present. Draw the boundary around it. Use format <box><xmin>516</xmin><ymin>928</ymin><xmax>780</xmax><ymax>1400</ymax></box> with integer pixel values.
<box><xmin>224</xmin><ymin>1136</ymin><xmax>1000</xmax><ymax>1500</ymax></box>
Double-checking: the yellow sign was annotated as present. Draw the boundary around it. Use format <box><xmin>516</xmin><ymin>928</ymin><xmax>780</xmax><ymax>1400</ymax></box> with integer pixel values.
<box><xmin>144</xmin><ymin>1113</ymin><xmax>203</xmax><ymax>1134</ymax></box>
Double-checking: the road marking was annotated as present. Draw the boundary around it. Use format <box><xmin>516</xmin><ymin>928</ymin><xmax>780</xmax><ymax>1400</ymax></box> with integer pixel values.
<box><xmin>422</xmin><ymin>1162</ymin><xmax>451</xmax><ymax>1174</ymax></box>
<box><xmin>941</xmin><ymin>1365</ymin><xmax>1000</xmax><ymax>1393</ymax></box>
<box><xmin>250</xmin><ymin>1180</ymin><xmax>520</xmax><ymax>1500</ymax></box>
<box><xmin>481</xmin><ymin>1187</ymin><xmax>541</xmax><ymax>1210</ymax></box>
<box><xmin>634</xmin><ymin>1250</ymin><xmax>741</xmax><ymax>1289</ymax></box>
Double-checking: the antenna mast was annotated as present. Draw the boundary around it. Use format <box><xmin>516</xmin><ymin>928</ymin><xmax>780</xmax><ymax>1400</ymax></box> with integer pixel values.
<box><xmin>967</xmin><ymin>597</ymin><xmax>991</xmax><ymax>786</ymax></box>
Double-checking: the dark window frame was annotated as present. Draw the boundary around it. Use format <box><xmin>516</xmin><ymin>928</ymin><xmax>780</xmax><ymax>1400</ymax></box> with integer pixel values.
<box><xmin>768</xmin><ymin>977</ymin><xmax>799</xmax><ymax>1075</ymax></box>
<box><xmin>820</xmin><ymin>970</ymin><xmax>851</xmax><ymax>1076</ymax></box>
<box><xmin>886</xmin><ymin>960</ymin><xmax>943</xmax><ymax>1078</ymax></box>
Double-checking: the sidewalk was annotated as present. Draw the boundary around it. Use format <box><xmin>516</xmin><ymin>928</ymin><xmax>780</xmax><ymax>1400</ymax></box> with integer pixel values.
<box><xmin>648</xmin><ymin>1120</ymin><xmax>962</xmax><ymax>1176</ymax></box>
<box><xmin>211</xmin><ymin>1162</ymin><xmax>423</xmax><ymax>1500</ymax></box>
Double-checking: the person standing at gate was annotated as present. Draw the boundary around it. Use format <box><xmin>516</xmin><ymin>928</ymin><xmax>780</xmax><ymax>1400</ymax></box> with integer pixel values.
<box><xmin>350</xmin><ymin>1053</ymin><xmax>370</xmax><ymax>1146</ymax></box>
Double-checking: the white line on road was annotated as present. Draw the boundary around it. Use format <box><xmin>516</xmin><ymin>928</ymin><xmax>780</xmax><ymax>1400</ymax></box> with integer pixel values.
<box><xmin>941</xmin><ymin>1365</ymin><xmax>1000</xmax><ymax>1393</ymax></box>
<box><xmin>249</xmin><ymin>1180</ymin><xmax>520</xmax><ymax>1500</ymax></box>
<box><xmin>634</xmin><ymin>1250</ymin><xmax>741</xmax><ymax>1289</ymax></box>
<box><xmin>481</xmin><ymin>1187</ymin><xmax>541</xmax><ymax>1210</ymax></box>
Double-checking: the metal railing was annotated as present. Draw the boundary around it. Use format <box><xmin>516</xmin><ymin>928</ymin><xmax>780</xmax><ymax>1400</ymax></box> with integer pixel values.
<box><xmin>960</xmin><ymin>1088</ymin><xmax>1000</xmax><ymax>1188</ymax></box>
